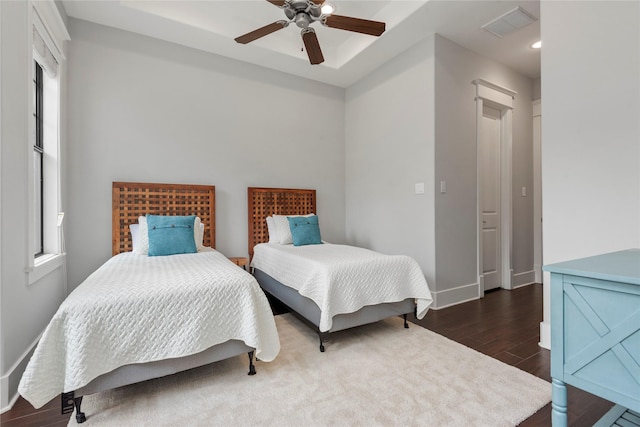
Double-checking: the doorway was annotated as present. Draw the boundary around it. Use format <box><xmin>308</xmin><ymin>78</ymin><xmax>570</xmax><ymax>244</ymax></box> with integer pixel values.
<box><xmin>473</xmin><ymin>79</ymin><xmax>516</xmax><ymax>296</ymax></box>
<box><xmin>480</xmin><ymin>105</ymin><xmax>502</xmax><ymax>291</ymax></box>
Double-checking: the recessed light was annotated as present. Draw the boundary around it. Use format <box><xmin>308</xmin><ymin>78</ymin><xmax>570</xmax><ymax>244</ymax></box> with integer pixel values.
<box><xmin>530</xmin><ymin>40</ymin><xmax>542</xmax><ymax>49</ymax></box>
<box><xmin>321</xmin><ymin>2</ymin><xmax>335</xmax><ymax>15</ymax></box>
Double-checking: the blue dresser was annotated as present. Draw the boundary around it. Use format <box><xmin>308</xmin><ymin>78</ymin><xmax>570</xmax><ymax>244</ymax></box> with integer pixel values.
<box><xmin>544</xmin><ymin>249</ymin><xmax>640</xmax><ymax>426</ymax></box>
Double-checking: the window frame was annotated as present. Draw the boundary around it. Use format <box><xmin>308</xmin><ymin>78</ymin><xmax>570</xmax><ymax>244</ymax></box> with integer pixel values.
<box><xmin>27</xmin><ymin>3</ymin><xmax>69</xmax><ymax>286</ymax></box>
<box><xmin>33</xmin><ymin>60</ymin><xmax>44</xmax><ymax>257</ymax></box>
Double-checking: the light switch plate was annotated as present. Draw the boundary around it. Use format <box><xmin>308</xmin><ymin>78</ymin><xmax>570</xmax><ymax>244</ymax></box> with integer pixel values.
<box><xmin>415</xmin><ymin>183</ymin><xmax>425</xmax><ymax>194</ymax></box>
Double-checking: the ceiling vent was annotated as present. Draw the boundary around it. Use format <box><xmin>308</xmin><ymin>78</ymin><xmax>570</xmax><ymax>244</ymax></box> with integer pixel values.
<box><xmin>482</xmin><ymin>6</ymin><xmax>537</xmax><ymax>38</ymax></box>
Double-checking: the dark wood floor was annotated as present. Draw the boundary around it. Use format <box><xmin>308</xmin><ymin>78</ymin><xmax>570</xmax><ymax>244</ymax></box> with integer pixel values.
<box><xmin>411</xmin><ymin>284</ymin><xmax>613</xmax><ymax>426</ymax></box>
<box><xmin>2</xmin><ymin>284</ymin><xmax>613</xmax><ymax>426</ymax></box>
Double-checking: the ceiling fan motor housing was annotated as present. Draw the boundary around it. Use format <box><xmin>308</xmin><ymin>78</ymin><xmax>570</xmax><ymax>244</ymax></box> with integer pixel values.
<box><xmin>285</xmin><ymin>0</ymin><xmax>322</xmax><ymax>28</ymax></box>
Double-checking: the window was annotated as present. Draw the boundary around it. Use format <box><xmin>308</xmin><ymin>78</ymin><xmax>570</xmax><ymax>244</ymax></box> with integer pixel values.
<box><xmin>27</xmin><ymin>4</ymin><xmax>69</xmax><ymax>284</ymax></box>
<box><xmin>31</xmin><ymin>49</ymin><xmax>60</xmax><ymax>262</ymax></box>
<box><xmin>33</xmin><ymin>61</ymin><xmax>44</xmax><ymax>257</ymax></box>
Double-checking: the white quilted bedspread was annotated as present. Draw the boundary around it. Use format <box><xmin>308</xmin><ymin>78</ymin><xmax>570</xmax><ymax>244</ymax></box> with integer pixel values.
<box><xmin>251</xmin><ymin>243</ymin><xmax>433</xmax><ymax>332</ymax></box>
<box><xmin>19</xmin><ymin>249</ymin><xmax>280</xmax><ymax>409</ymax></box>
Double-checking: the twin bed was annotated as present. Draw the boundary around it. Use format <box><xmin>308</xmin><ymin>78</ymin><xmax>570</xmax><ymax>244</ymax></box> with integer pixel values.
<box><xmin>18</xmin><ymin>182</ymin><xmax>432</xmax><ymax>423</ymax></box>
<box><xmin>247</xmin><ymin>187</ymin><xmax>433</xmax><ymax>351</ymax></box>
<box><xmin>19</xmin><ymin>182</ymin><xmax>280</xmax><ymax>423</ymax></box>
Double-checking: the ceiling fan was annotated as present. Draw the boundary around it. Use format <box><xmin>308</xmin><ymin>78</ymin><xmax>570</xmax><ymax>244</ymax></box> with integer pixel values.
<box><xmin>234</xmin><ymin>0</ymin><xmax>386</xmax><ymax>65</ymax></box>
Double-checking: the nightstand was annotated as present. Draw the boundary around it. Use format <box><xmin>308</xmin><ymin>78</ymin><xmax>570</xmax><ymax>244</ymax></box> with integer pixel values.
<box><xmin>228</xmin><ymin>257</ymin><xmax>248</xmax><ymax>270</ymax></box>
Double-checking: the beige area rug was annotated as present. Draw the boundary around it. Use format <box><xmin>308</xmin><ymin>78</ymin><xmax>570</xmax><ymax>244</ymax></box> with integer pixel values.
<box><xmin>69</xmin><ymin>314</ymin><xmax>550</xmax><ymax>426</ymax></box>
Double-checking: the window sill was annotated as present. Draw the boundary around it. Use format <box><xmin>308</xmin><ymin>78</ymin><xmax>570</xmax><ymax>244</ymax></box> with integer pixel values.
<box><xmin>28</xmin><ymin>253</ymin><xmax>65</xmax><ymax>285</ymax></box>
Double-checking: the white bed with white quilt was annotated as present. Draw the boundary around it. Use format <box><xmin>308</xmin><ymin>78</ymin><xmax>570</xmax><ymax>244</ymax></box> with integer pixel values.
<box><xmin>252</xmin><ymin>242</ymin><xmax>432</xmax><ymax>332</ymax></box>
<box><xmin>248</xmin><ymin>187</ymin><xmax>433</xmax><ymax>351</ymax></box>
<box><xmin>18</xmin><ymin>182</ymin><xmax>280</xmax><ymax>423</ymax></box>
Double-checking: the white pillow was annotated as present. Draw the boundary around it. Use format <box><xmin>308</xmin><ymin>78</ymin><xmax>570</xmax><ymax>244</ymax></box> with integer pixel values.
<box><xmin>196</xmin><ymin>219</ymin><xmax>205</xmax><ymax>250</ymax></box>
<box><xmin>130</xmin><ymin>223</ymin><xmax>140</xmax><ymax>250</ymax></box>
<box><xmin>132</xmin><ymin>215</ymin><xmax>204</xmax><ymax>254</ymax></box>
<box><xmin>266</xmin><ymin>216</ymin><xmax>278</xmax><ymax>243</ymax></box>
<box><xmin>132</xmin><ymin>216</ymin><xmax>149</xmax><ymax>254</ymax></box>
<box><xmin>272</xmin><ymin>214</ymin><xmax>315</xmax><ymax>245</ymax></box>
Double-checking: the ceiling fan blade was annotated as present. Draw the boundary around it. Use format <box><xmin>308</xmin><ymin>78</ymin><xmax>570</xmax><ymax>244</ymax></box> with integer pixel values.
<box><xmin>235</xmin><ymin>21</ymin><xmax>288</xmax><ymax>44</ymax></box>
<box><xmin>324</xmin><ymin>14</ymin><xmax>386</xmax><ymax>36</ymax></box>
<box><xmin>302</xmin><ymin>30</ymin><xmax>324</xmax><ymax>65</ymax></box>
<box><xmin>266</xmin><ymin>0</ymin><xmax>286</xmax><ymax>6</ymax></box>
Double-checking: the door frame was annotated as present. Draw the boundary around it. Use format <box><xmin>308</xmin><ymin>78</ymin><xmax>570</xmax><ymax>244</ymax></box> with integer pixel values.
<box><xmin>473</xmin><ymin>79</ymin><xmax>516</xmax><ymax>296</ymax></box>
<box><xmin>532</xmin><ymin>99</ymin><xmax>542</xmax><ymax>283</ymax></box>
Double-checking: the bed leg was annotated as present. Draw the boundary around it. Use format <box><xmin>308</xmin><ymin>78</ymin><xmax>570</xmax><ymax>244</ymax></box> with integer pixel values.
<box><xmin>247</xmin><ymin>351</ymin><xmax>257</xmax><ymax>375</ymax></box>
<box><xmin>74</xmin><ymin>396</ymin><xmax>86</xmax><ymax>423</ymax></box>
<box><xmin>403</xmin><ymin>313</ymin><xmax>409</xmax><ymax>329</ymax></box>
<box><xmin>61</xmin><ymin>391</ymin><xmax>86</xmax><ymax>423</ymax></box>
<box><xmin>318</xmin><ymin>332</ymin><xmax>327</xmax><ymax>352</ymax></box>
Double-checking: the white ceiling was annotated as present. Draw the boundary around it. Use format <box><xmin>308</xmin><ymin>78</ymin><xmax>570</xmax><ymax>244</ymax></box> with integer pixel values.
<box><xmin>61</xmin><ymin>0</ymin><xmax>541</xmax><ymax>88</ymax></box>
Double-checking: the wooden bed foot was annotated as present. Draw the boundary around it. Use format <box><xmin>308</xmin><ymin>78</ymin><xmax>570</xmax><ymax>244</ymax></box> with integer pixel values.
<box><xmin>403</xmin><ymin>313</ymin><xmax>409</xmax><ymax>329</ymax></box>
<box><xmin>247</xmin><ymin>351</ymin><xmax>257</xmax><ymax>375</ymax></box>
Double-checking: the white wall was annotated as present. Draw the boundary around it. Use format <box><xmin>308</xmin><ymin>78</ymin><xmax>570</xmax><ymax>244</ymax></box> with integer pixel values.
<box><xmin>542</xmin><ymin>1</ymin><xmax>640</xmax><ymax>263</ymax></box>
<box><xmin>533</xmin><ymin>77</ymin><xmax>541</xmax><ymax>101</ymax></box>
<box><xmin>65</xmin><ymin>19</ymin><xmax>346</xmax><ymax>291</ymax></box>
<box><xmin>0</xmin><ymin>0</ymin><xmax>4</xmax><ymax>406</ymax></box>
<box><xmin>345</xmin><ymin>36</ymin><xmax>436</xmax><ymax>285</ymax></box>
<box><xmin>434</xmin><ymin>35</ymin><xmax>535</xmax><ymax>306</ymax></box>
<box><xmin>0</xmin><ymin>1</ymin><xmax>67</xmax><ymax>409</ymax></box>
<box><xmin>345</xmin><ymin>32</ymin><xmax>535</xmax><ymax>309</ymax></box>
<box><xmin>540</xmin><ymin>1</ymin><xmax>640</xmax><ymax>348</ymax></box>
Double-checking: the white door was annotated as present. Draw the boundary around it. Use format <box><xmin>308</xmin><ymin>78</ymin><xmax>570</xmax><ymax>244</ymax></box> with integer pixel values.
<box><xmin>480</xmin><ymin>105</ymin><xmax>502</xmax><ymax>291</ymax></box>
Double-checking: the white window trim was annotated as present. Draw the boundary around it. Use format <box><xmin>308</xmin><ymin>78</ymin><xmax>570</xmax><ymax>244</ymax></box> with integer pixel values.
<box><xmin>26</xmin><ymin>1</ymin><xmax>69</xmax><ymax>286</ymax></box>
<box><xmin>31</xmin><ymin>1</ymin><xmax>67</xmax><ymax>63</ymax></box>
<box><xmin>28</xmin><ymin>253</ymin><xmax>65</xmax><ymax>284</ymax></box>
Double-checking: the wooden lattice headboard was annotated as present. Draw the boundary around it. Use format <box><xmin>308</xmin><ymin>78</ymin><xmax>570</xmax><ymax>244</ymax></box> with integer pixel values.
<box><xmin>112</xmin><ymin>182</ymin><xmax>216</xmax><ymax>255</ymax></box>
<box><xmin>247</xmin><ymin>187</ymin><xmax>316</xmax><ymax>258</ymax></box>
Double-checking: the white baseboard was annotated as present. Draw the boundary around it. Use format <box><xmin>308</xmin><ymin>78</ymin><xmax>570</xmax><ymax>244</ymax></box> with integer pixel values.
<box><xmin>0</xmin><ymin>375</ymin><xmax>7</xmax><ymax>414</ymax></box>
<box><xmin>512</xmin><ymin>270</ymin><xmax>536</xmax><ymax>288</ymax></box>
<box><xmin>0</xmin><ymin>331</ymin><xmax>42</xmax><ymax>413</ymax></box>
<box><xmin>1</xmin><ymin>387</ymin><xmax>20</xmax><ymax>414</ymax></box>
<box><xmin>430</xmin><ymin>282</ymin><xmax>480</xmax><ymax>309</ymax></box>
<box><xmin>539</xmin><ymin>321</ymin><xmax>550</xmax><ymax>350</ymax></box>
<box><xmin>506</xmin><ymin>268</ymin><xmax>514</xmax><ymax>290</ymax></box>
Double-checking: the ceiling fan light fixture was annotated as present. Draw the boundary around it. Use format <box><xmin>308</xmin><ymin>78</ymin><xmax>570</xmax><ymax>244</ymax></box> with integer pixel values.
<box><xmin>321</xmin><ymin>2</ymin><xmax>335</xmax><ymax>15</ymax></box>
<box><xmin>295</xmin><ymin>12</ymin><xmax>310</xmax><ymax>28</ymax></box>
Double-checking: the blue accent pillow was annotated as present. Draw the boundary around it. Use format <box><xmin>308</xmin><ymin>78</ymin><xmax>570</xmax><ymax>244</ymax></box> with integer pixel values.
<box><xmin>147</xmin><ymin>215</ymin><xmax>197</xmax><ymax>256</ymax></box>
<box><xmin>287</xmin><ymin>215</ymin><xmax>322</xmax><ymax>246</ymax></box>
